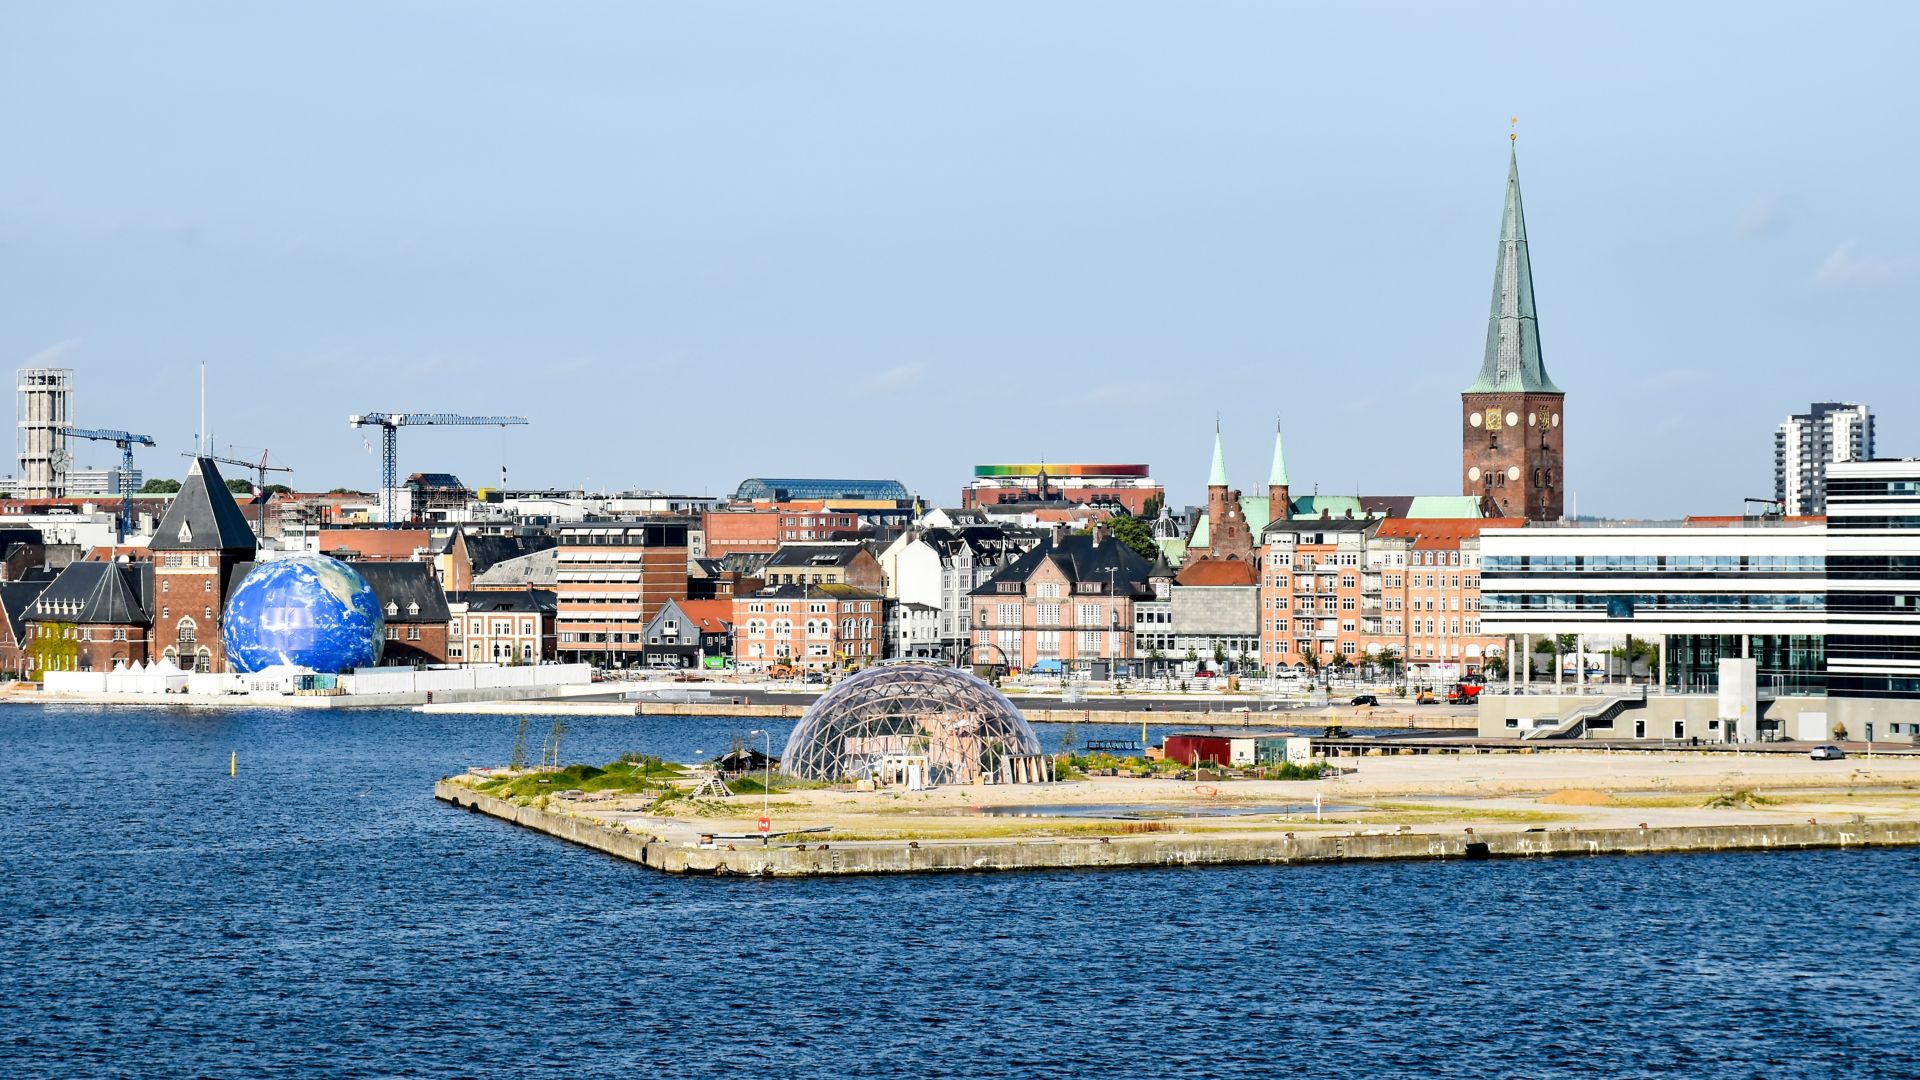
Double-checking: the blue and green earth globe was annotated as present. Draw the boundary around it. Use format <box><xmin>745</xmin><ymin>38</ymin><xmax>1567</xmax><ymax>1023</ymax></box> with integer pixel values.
<box><xmin>222</xmin><ymin>554</ymin><xmax>385</xmax><ymax>674</ymax></box>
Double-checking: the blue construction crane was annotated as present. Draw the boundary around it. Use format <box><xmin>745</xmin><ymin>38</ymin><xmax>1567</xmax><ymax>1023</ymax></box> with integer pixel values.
<box><xmin>67</xmin><ymin>427</ymin><xmax>156</xmax><ymax>539</ymax></box>
<box><xmin>348</xmin><ymin>412</ymin><xmax>527</xmax><ymax>526</ymax></box>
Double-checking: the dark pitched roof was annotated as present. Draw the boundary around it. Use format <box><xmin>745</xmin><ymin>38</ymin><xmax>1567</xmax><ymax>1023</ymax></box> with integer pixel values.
<box><xmin>764</xmin><ymin>543</ymin><xmax>870</xmax><ymax>569</ymax></box>
<box><xmin>150</xmin><ymin>458</ymin><xmax>258</xmax><ymax>553</ymax></box>
<box><xmin>972</xmin><ymin>534</ymin><xmax>1154</xmax><ymax>597</ymax></box>
<box><xmin>459</xmin><ymin>532</ymin><xmax>556</xmax><ymax>576</ymax></box>
<box><xmin>352</xmin><ymin>561</ymin><xmax>451</xmax><ymax>623</ymax></box>
<box><xmin>0</xmin><ymin>580</ymin><xmax>51</xmax><ymax>640</ymax></box>
<box><xmin>26</xmin><ymin>561</ymin><xmax>152</xmax><ymax>625</ymax></box>
<box><xmin>0</xmin><ymin>528</ymin><xmax>44</xmax><ymax>558</ymax></box>
<box><xmin>445</xmin><ymin>589</ymin><xmax>555</xmax><ymax>614</ymax></box>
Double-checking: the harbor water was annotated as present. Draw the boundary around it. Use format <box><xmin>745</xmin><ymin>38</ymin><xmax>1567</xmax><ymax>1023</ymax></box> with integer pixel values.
<box><xmin>3</xmin><ymin>704</ymin><xmax>1917</xmax><ymax>1078</ymax></box>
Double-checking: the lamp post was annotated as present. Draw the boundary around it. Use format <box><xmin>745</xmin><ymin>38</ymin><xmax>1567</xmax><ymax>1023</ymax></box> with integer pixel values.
<box><xmin>748</xmin><ymin>728</ymin><xmax>772</xmax><ymax>827</ymax></box>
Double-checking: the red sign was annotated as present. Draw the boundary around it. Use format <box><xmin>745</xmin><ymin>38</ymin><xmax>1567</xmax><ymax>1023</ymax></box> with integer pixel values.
<box><xmin>757</xmin><ymin>816</ymin><xmax>771</xmax><ymax>834</ymax></box>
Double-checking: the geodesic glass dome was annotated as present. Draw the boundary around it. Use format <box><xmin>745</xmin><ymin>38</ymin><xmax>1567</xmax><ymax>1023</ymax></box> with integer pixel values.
<box><xmin>781</xmin><ymin>661</ymin><xmax>1043</xmax><ymax>785</ymax></box>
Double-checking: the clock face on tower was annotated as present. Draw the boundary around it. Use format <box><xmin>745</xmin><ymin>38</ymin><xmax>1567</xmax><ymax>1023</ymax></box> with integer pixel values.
<box><xmin>1483</xmin><ymin>410</ymin><xmax>1504</xmax><ymax>432</ymax></box>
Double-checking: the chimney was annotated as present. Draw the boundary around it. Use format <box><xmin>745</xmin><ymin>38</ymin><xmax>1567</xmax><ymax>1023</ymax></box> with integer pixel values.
<box><xmin>1049</xmin><ymin>522</ymin><xmax>1068</xmax><ymax>547</ymax></box>
<box><xmin>1091</xmin><ymin>522</ymin><xmax>1110</xmax><ymax>547</ymax></box>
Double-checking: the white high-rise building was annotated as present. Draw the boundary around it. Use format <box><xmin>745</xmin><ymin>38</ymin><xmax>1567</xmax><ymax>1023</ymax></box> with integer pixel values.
<box><xmin>1775</xmin><ymin>402</ymin><xmax>1873</xmax><ymax>516</ymax></box>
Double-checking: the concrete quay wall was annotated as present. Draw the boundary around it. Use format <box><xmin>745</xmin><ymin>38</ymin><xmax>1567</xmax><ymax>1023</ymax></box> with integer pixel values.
<box><xmin>434</xmin><ymin>780</ymin><xmax>1920</xmax><ymax>878</ymax></box>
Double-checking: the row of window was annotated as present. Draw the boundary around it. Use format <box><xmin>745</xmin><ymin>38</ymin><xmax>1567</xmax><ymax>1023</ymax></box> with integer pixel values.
<box><xmin>741</xmin><ymin>619</ymin><xmax>877</xmax><ymax>637</ymax></box>
<box><xmin>1483</xmin><ymin>554</ymin><xmax>1823</xmax><ymax>573</ymax></box>
<box><xmin>742</xmin><ymin>601</ymin><xmax>878</xmax><ymax>614</ymax></box>
<box><xmin>1483</xmin><ymin>593</ymin><xmax>1825</xmax><ymax>611</ymax></box>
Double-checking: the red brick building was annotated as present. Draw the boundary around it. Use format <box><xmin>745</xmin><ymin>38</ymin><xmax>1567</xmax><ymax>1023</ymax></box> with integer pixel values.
<box><xmin>555</xmin><ymin>519</ymin><xmax>691</xmax><ymax>664</ymax></box>
<box><xmin>731</xmin><ymin>584</ymin><xmax>883</xmax><ymax>672</ymax></box>
<box><xmin>354</xmin><ymin>562</ymin><xmax>453</xmax><ymax>666</ymax></box>
<box><xmin>149</xmin><ymin>457</ymin><xmax>257</xmax><ymax>672</ymax></box>
<box><xmin>20</xmin><ymin>561</ymin><xmax>153</xmax><ymax>677</ymax></box>
<box><xmin>702</xmin><ymin>502</ymin><xmax>865</xmax><ymax>557</ymax></box>
<box><xmin>1462</xmin><ymin>149</ymin><xmax>1565</xmax><ymax>522</ymax></box>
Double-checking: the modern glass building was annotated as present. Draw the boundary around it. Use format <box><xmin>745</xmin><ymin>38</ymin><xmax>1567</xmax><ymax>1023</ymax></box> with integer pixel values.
<box><xmin>732</xmin><ymin>478</ymin><xmax>910</xmax><ymax>503</ymax></box>
<box><xmin>1480</xmin><ymin>524</ymin><xmax>1831</xmax><ymax>696</ymax></box>
<box><xmin>1481</xmin><ymin>459</ymin><xmax>1920</xmax><ymax>731</ymax></box>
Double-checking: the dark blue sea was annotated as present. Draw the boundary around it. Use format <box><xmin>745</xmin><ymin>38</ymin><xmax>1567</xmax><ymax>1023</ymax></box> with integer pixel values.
<box><xmin>3</xmin><ymin>705</ymin><xmax>1917</xmax><ymax>1079</ymax></box>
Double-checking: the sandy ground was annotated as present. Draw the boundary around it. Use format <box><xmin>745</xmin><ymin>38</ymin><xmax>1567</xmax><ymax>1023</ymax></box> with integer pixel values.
<box><xmin>532</xmin><ymin>749</ymin><xmax>1920</xmax><ymax>848</ymax></box>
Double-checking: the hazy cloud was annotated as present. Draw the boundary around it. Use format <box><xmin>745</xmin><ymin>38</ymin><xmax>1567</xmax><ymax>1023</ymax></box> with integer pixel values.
<box><xmin>20</xmin><ymin>339</ymin><xmax>82</xmax><ymax>368</ymax></box>
<box><xmin>854</xmin><ymin>361</ymin><xmax>930</xmax><ymax>396</ymax></box>
<box><xmin>1813</xmin><ymin>243</ymin><xmax>1916</xmax><ymax>292</ymax></box>
<box><xmin>1732</xmin><ymin>195</ymin><xmax>1787</xmax><ymax>240</ymax></box>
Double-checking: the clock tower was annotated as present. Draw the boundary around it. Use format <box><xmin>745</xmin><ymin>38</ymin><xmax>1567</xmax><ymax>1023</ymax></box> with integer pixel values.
<box><xmin>1463</xmin><ymin>146</ymin><xmax>1564</xmax><ymax>521</ymax></box>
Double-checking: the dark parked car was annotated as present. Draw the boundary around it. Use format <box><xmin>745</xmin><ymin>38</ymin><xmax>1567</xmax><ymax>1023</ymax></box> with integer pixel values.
<box><xmin>1350</xmin><ymin>694</ymin><xmax>1379</xmax><ymax>707</ymax></box>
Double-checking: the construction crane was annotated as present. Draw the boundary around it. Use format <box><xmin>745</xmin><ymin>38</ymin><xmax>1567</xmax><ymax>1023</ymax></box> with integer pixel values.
<box><xmin>348</xmin><ymin>412</ymin><xmax>528</xmax><ymax>527</ymax></box>
<box><xmin>67</xmin><ymin>427</ymin><xmax>156</xmax><ymax>540</ymax></box>
<box><xmin>183</xmin><ymin>449</ymin><xmax>294</xmax><ymax>538</ymax></box>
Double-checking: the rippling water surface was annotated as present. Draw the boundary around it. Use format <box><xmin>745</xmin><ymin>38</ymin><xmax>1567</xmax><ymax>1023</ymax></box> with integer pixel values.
<box><xmin>3</xmin><ymin>704</ymin><xmax>1917</xmax><ymax>1078</ymax></box>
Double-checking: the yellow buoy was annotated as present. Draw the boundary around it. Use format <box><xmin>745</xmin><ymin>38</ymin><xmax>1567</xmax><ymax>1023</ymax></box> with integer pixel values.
<box><xmin>230</xmin><ymin>750</ymin><xmax>236</xmax><ymax>778</ymax></box>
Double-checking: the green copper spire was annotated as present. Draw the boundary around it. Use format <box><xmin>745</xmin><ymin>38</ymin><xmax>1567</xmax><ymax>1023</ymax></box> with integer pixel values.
<box><xmin>1465</xmin><ymin>147</ymin><xmax>1561</xmax><ymax>394</ymax></box>
<box><xmin>1267</xmin><ymin>417</ymin><xmax>1289</xmax><ymax>487</ymax></box>
<box><xmin>1208</xmin><ymin>422</ymin><xmax>1230</xmax><ymax>488</ymax></box>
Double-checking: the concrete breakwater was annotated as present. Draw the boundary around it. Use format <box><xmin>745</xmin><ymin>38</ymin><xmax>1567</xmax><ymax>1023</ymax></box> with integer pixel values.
<box><xmin>434</xmin><ymin>780</ymin><xmax>1920</xmax><ymax>878</ymax></box>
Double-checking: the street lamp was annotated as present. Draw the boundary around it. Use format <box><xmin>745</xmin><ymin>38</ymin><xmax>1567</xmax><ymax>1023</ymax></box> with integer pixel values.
<box><xmin>748</xmin><ymin>728</ymin><xmax>772</xmax><ymax>832</ymax></box>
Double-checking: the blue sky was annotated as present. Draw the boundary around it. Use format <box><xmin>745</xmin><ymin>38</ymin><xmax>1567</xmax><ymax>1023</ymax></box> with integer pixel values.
<box><xmin>3</xmin><ymin>2</ymin><xmax>1916</xmax><ymax>516</ymax></box>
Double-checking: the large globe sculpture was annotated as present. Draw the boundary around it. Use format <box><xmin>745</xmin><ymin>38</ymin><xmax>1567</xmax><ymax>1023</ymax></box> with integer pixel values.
<box><xmin>222</xmin><ymin>555</ymin><xmax>385</xmax><ymax>674</ymax></box>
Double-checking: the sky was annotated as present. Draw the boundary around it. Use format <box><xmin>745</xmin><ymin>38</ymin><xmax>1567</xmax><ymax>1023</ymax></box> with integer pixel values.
<box><xmin>2</xmin><ymin>2</ymin><xmax>1916</xmax><ymax>517</ymax></box>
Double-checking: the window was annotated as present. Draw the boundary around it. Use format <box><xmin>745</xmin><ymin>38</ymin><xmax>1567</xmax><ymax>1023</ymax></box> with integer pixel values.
<box><xmin>177</xmin><ymin>617</ymin><xmax>197</xmax><ymax>645</ymax></box>
<box><xmin>408</xmin><ymin>626</ymin><xmax>421</xmax><ymax>641</ymax></box>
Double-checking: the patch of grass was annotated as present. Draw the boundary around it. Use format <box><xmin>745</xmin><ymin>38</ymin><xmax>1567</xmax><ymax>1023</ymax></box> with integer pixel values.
<box><xmin>475</xmin><ymin>756</ymin><xmax>686</xmax><ymax>801</ymax></box>
<box><xmin>725</xmin><ymin>775</ymin><xmax>826</xmax><ymax>796</ymax></box>
<box><xmin>1701</xmin><ymin>788</ymin><xmax>1775</xmax><ymax>809</ymax></box>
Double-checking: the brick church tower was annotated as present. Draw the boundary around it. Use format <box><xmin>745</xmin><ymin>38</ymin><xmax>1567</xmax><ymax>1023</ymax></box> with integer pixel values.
<box><xmin>1462</xmin><ymin>146</ymin><xmax>1565</xmax><ymax>521</ymax></box>
<box><xmin>1201</xmin><ymin>424</ymin><xmax>1254</xmax><ymax>563</ymax></box>
<box><xmin>150</xmin><ymin>457</ymin><xmax>258</xmax><ymax>671</ymax></box>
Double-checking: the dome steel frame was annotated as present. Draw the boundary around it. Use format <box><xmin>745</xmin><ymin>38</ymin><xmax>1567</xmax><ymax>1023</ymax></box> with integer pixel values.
<box><xmin>780</xmin><ymin>661</ymin><xmax>1042</xmax><ymax>785</ymax></box>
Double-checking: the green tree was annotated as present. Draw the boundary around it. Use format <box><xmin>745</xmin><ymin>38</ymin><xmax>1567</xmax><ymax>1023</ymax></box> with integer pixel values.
<box><xmin>225</xmin><ymin>478</ymin><xmax>254</xmax><ymax>495</ymax></box>
<box><xmin>1141</xmin><ymin>493</ymin><xmax>1165</xmax><ymax>519</ymax></box>
<box><xmin>139</xmin><ymin>478</ymin><xmax>181</xmax><ymax>495</ymax></box>
<box><xmin>263</xmin><ymin>483</ymin><xmax>293</xmax><ymax>496</ymax></box>
<box><xmin>1106</xmin><ymin>514</ymin><xmax>1160</xmax><ymax>560</ymax></box>
<box><xmin>1211</xmin><ymin>643</ymin><xmax>1228</xmax><ymax>667</ymax></box>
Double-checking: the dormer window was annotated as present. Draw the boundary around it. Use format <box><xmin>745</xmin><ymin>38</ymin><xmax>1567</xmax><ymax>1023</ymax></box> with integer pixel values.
<box><xmin>177</xmin><ymin>522</ymin><xmax>193</xmax><ymax>544</ymax></box>
<box><xmin>386</xmin><ymin>601</ymin><xmax>399</xmax><ymax>616</ymax></box>
<box><xmin>407</xmin><ymin>601</ymin><xmax>419</xmax><ymax>617</ymax></box>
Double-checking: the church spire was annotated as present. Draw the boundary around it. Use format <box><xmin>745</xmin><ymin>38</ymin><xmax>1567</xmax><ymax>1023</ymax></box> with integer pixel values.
<box><xmin>1267</xmin><ymin>417</ymin><xmax>1289</xmax><ymax>488</ymax></box>
<box><xmin>1207</xmin><ymin>420</ymin><xmax>1229</xmax><ymax>488</ymax></box>
<box><xmin>1465</xmin><ymin>146</ymin><xmax>1560</xmax><ymax>394</ymax></box>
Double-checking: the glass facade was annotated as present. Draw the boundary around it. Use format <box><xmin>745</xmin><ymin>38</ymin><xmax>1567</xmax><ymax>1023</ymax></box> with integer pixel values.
<box><xmin>1662</xmin><ymin>634</ymin><xmax>1826</xmax><ymax>696</ymax></box>
<box><xmin>733</xmin><ymin>478</ymin><xmax>910</xmax><ymax>502</ymax></box>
